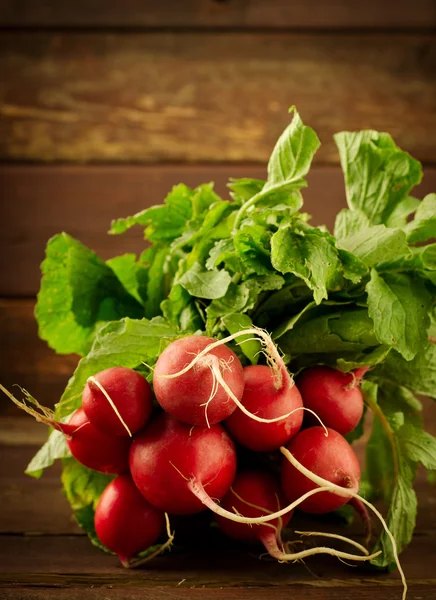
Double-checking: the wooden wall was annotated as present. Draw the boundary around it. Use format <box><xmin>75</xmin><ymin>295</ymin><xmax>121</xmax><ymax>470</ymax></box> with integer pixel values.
<box><xmin>1</xmin><ymin>1</ymin><xmax>436</xmax><ymax>414</ymax></box>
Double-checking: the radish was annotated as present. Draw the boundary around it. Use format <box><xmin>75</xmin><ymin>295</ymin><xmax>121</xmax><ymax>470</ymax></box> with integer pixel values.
<box><xmin>0</xmin><ymin>385</ymin><xmax>130</xmax><ymax>474</ymax></box>
<box><xmin>281</xmin><ymin>427</ymin><xmax>361</xmax><ymax>514</ymax></box>
<box><xmin>215</xmin><ymin>470</ymin><xmax>292</xmax><ymax>546</ymax></box>
<box><xmin>129</xmin><ymin>412</ymin><xmax>237</xmax><ymax>514</ymax></box>
<box><xmin>83</xmin><ymin>367</ymin><xmax>153</xmax><ymax>437</ymax></box>
<box><xmin>64</xmin><ymin>408</ymin><xmax>131</xmax><ymax>474</ymax></box>
<box><xmin>224</xmin><ymin>364</ymin><xmax>304</xmax><ymax>451</ymax></box>
<box><xmin>95</xmin><ymin>474</ymin><xmax>168</xmax><ymax>567</ymax></box>
<box><xmin>154</xmin><ymin>328</ymin><xmax>313</xmax><ymax>430</ymax></box>
<box><xmin>296</xmin><ymin>366</ymin><xmax>368</xmax><ymax>435</ymax></box>
<box><xmin>153</xmin><ymin>335</ymin><xmax>244</xmax><ymax>427</ymax></box>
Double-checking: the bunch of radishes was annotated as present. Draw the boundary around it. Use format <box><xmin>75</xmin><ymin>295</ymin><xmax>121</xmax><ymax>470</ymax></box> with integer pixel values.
<box><xmin>7</xmin><ymin>328</ymin><xmax>402</xmax><ymax>577</ymax></box>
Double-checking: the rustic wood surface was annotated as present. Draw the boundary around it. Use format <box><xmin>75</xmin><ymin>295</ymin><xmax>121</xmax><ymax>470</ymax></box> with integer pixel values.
<box><xmin>1</xmin><ymin>165</ymin><xmax>435</xmax><ymax>297</ymax></box>
<box><xmin>0</xmin><ymin>33</ymin><xmax>435</xmax><ymax>164</ymax></box>
<box><xmin>0</xmin><ymin>298</ymin><xmax>79</xmax><ymax>413</ymax></box>
<box><xmin>1</xmin><ymin>0</ymin><xmax>435</xmax><ymax>29</ymax></box>
<box><xmin>0</xmin><ymin>421</ymin><xmax>435</xmax><ymax>599</ymax></box>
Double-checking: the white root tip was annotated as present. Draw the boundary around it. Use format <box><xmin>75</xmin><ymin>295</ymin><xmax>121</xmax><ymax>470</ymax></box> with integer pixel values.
<box><xmin>293</xmin><ymin>530</ymin><xmax>368</xmax><ymax>556</ymax></box>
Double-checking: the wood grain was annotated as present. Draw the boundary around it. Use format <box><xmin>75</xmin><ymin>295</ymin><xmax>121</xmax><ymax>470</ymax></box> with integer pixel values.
<box><xmin>0</xmin><ymin>531</ymin><xmax>435</xmax><ymax>584</ymax></box>
<box><xmin>0</xmin><ymin>299</ymin><xmax>78</xmax><ymax>413</ymax></box>
<box><xmin>2</xmin><ymin>589</ymin><xmax>434</xmax><ymax>600</ymax></box>
<box><xmin>0</xmin><ymin>33</ymin><xmax>435</xmax><ymax>164</ymax></box>
<box><xmin>1</xmin><ymin>0</ymin><xmax>435</xmax><ymax>29</ymax></box>
<box><xmin>0</xmin><ymin>529</ymin><xmax>435</xmax><ymax>581</ymax></box>
<box><xmin>1</xmin><ymin>165</ymin><xmax>436</xmax><ymax>297</ymax></box>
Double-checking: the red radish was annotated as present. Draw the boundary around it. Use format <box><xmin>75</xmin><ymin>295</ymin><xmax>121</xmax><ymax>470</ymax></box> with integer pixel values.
<box><xmin>82</xmin><ymin>367</ymin><xmax>153</xmax><ymax>437</ymax></box>
<box><xmin>153</xmin><ymin>335</ymin><xmax>244</xmax><ymax>427</ymax></box>
<box><xmin>129</xmin><ymin>412</ymin><xmax>237</xmax><ymax>514</ymax></box>
<box><xmin>95</xmin><ymin>474</ymin><xmax>165</xmax><ymax>566</ymax></box>
<box><xmin>281</xmin><ymin>427</ymin><xmax>361</xmax><ymax>514</ymax></box>
<box><xmin>225</xmin><ymin>365</ymin><xmax>304</xmax><ymax>451</ymax></box>
<box><xmin>216</xmin><ymin>470</ymin><xmax>292</xmax><ymax>547</ymax></box>
<box><xmin>0</xmin><ymin>384</ymin><xmax>131</xmax><ymax>474</ymax></box>
<box><xmin>64</xmin><ymin>408</ymin><xmax>130</xmax><ymax>474</ymax></box>
<box><xmin>297</xmin><ymin>366</ymin><xmax>368</xmax><ymax>435</ymax></box>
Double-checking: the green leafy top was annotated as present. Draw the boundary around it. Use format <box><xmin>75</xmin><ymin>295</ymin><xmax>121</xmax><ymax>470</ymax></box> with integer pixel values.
<box><xmin>23</xmin><ymin>108</ymin><xmax>436</xmax><ymax>569</ymax></box>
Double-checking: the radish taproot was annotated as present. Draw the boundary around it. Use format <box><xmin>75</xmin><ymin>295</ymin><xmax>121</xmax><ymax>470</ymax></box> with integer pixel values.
<box><xmin>214</xmin><ymin>470</ymin><xmax>378</xmax><ymax>564</ymax></box>
<box><xmin>216</xmin><ymin>470</ymin><xmax>292</xmax><ymax>545</ymax></box>
<box><xmin>95</xmin><ymin>474</ymin><xmax>167</xmax><ymax>566</ymax></box>
<box><xmin>129</xmin><ymin>412</ymin><xmax>237</xmax><ymax>514</ymax></box>
<box><xmin>0</xmin><ymin>384</ymin><xmax>131</xmax><ymax>474</ymax></box>
<box><xmin>296</xmin><ymin>366</ymin><xmax>368</xmax><ymax>435</ymax></box>
<box><xmin>83</xmin><ymin>367</ymin><xmax>153</xmax><ymax>437</ymax></box>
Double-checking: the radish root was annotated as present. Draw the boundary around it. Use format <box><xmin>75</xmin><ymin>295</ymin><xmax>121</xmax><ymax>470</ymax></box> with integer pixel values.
<box><xmin>226</xmin><ymin>485</ymin><xmax>369</xmax><ymax>557</ymax></box>
<box><xmin>293</xmin><ymin>531</ymin><xmax>368</xmax><ymax>556</ymax></box>
<box><xmin>0</xmin><ymin>384</ymin><xmax>70</xmax><ymax>434</ymax></box>
<box><xmin>261</xmin><ymin>531</ymin><xmax>381</xmax><ymax>564</ymax></box>
<box><xmin>191</xmin><ymin>480</ymin><xmax>345</xmax><ymax>526</ymax></box>
<box><xmin>280</xmin><ymin>446</ymin><xmax>407</xmax><ymax>600</ymax></box>
<box><xmin>87</xmin><ymin>376</ymin><xmax>132</xmax><ymax>437</ymax></box>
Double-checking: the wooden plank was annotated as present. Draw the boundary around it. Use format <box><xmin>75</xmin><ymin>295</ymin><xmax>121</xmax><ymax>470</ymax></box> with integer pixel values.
<box><xmin>2</xmin><ymin>586</ymin><xmax>436</xmax><ymax>600</ymax></box>
<box><xmin>0</xmin><ymin>532</ymin><xmax>435</xmax><ymax>582</ymax></box>
<box><xmin>0</xmin><ymin>0</ymin><xmax>435</xmax><ymax>29</ymax></box>
<box><xmin>0</xmin><ymin>299</ymin><xmax>79</xmax><ymax>414</ymax></box>
<box><xmin>0</xmin><ymin>531</ymin><xmax>435</xmax><ymax>583</ymax></box>
<box><xmin>0</xmin><ymin>33</ymin><xmax>435</xmax><ymax>164</ymax></box>
<box><xmin>1</xmin><ymin>165</ymin><xmax>436</xmax><ymax>297</ymax></box>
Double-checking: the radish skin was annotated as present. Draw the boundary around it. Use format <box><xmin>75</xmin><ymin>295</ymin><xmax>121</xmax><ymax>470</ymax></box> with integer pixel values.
<box><xmin>225</xmin><ymin>365</ymin><xmax>304</xmax><ymax>451</ymax></box>
<box><xmin>281</xmin><ymin>427</ymin><xmax>361</xmax><ymax>514</ymax></box>
<box><xmin>129</xmin><ymin>413</ymin><xmax>237</xmax><ymax>514</ymax></box>
<box><xmin>83</xmin><ymin>367</ymin><xmax>153</xmax><ymax>437</ymax></box>
<box><xmin>297</xmin><ymin>366</ymin><xmax>367</xmax><ymax>435</ymax></box>
<box><xmin>153</xmin><ymin>336</ymin><xmax>244</xmax><ymax>427</ymax></box>
<box><xmin>215</xmin><ymin>470</ymin><xmax>292</xmax><ymax>544</ymax></box>
<box><xmin>65</xmin><ymin>408</ymin><xmax>130</xmax><ymax>474</ymax></box>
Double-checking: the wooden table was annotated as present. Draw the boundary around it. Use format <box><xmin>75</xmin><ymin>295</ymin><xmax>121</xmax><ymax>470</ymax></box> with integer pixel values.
<box><xmin>1</xmin><ymin>418</ymin><xmax>435</xmax><ymax>600</ymax></box>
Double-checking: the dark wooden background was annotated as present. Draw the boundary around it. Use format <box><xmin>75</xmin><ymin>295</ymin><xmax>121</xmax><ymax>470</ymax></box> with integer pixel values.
<box><xmin>0</xmin><ymin>2</ymin><xmax>435</xmax><ymax>599</ymax></box>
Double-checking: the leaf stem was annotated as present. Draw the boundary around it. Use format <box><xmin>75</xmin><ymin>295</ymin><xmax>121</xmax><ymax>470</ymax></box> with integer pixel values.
<box><xmin>233</xmin><ymin>189</ymin><xmax>263</xmax><ymax>232</ymax></box>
